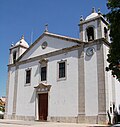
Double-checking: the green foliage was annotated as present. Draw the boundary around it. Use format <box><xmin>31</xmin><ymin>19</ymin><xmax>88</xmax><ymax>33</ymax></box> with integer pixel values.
<box><xmin>106</xmin><ymin>0</ymin><xmax>120</xmax><ymax>81</ymax></box>
<box><xmin>0</xmin><ymin>106</ymin><xmax>5</xmax><ymax>112</ymax></box>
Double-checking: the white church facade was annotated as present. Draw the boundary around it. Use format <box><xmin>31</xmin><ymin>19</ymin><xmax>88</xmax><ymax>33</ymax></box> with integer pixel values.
<box><xmin>5</xmin><ymin>9</ymin><xmax>120</xmax><ymax>124</ymax></box>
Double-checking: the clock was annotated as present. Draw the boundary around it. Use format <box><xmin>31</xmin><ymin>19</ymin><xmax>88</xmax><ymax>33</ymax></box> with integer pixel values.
<box><xmin>41</xmin><ymin>41</ymin><xmax>48</xmax><ymax>49</ymax></box>
<box><xmin>86</xmin><ymin>47</ymin><xmax>94</xmax><ymax>56</ymax></box>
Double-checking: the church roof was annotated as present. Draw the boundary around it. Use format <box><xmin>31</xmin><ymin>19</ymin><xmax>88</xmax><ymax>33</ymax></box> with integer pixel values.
<box><xmin>80</xmin><ymin>8</ymin><xmax>108</xmax><ymax>26</ymax></box>
<box><xmin>44</xmin><ymin>32</ymin><xmax>81</xmax><ymax>43</ymax></box>
<box><xmin>85</xmin><ymin>8</ymin><xmax>98</xmax><ymax>20</ymax></box>
<box><xmin>15</xmin><ymin>35</ymin><xmax>29</xmax><ymax>48</ymax></box>
<box><xmin>85</xmin><ymin>12</ymin><xmax>98</xmax><ymax>20</ymax></box>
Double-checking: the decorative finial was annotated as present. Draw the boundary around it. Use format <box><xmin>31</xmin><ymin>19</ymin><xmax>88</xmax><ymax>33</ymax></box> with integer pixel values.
<box><xmin>44</xmin><ymin>24</ymin><xmax>48</xmax><ymax>32</ymax></box>
<box><xmin>21</xmin><ymin>35</ymin><xmax>24</xmax><ymax>40</ymax></box>
<box><xmin>80</xmin><ymin>15</ymin><xmax>84</xmax><ymax>22</ymax></box>
<box><xmin>11</xmin><ymin>43</ymin><xmax>14</xmax><ymax>47</ymax></box>
<box><xmin>92</xmin><ymin>7</ymin><xmax>96</xmax><ymax>13</ymax></box>
<box><xmin>98</xmin><ymin>8</ymin><xmax>101</xmax><ymax>15</ymax></box>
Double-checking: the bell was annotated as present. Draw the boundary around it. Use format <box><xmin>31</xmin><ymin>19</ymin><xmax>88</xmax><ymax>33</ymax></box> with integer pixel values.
<box><xmin>89</xmin><ymin>36</ymin><xmax>93</xmax><ymax>41</ymax></box>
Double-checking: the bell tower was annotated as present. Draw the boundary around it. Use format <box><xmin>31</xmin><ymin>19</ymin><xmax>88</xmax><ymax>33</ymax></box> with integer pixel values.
<box><xmin>79</xmin><ymin>8</ymin><xmax>110</xmax><ymax>42</ymax></box>
<box><xmin>9</xmin><ymin>35</ymin><xmax>29</xmax><ymax>64</ymax></box>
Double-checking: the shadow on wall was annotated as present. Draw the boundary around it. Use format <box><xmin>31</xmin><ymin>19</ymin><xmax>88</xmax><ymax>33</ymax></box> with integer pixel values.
<box><xmin>34</xmin><ymin>66</ymin><xmax>39</xmax><ymax>77</ymax></box>
<box><xmin>85</xmin><ymin>54</ymin><xmax>92</xmax><ymax>61</ymax></box>
<box><xmin>30</xmin><ymin>89</ymin><xmax>36</xmax><ymax>103</ymax></box>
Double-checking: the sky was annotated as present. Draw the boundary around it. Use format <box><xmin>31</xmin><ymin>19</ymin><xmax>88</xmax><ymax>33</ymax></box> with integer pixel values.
<box><xmin>0</xmin><ymin>0</ymin><xmax>109</xmax><ymax>97</ymax></box>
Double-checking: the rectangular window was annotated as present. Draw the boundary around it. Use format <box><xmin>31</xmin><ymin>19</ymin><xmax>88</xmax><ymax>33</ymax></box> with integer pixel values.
<box><xmin>59</xmin><ymin>61</ymin><xmax>66</xmax><ymax>79</ymax></box>
<box><xmin>26</xmin><ymin>70</ymin><xmax>31</xmax><ymax>84</ymax></box>
<box><xmin>41</xmin><ymin>66</ymin><xmax>47</xmax><ymax>81</ymax></box>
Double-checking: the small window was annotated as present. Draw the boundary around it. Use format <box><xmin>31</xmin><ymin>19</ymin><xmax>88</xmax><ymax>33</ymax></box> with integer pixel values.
<box><xmin>41</xmin><ymin>66</ymin><xmax>47</xmax><ymax>81</ymax></box>
<box><xmin>86</xmin><ymin>27</ymin><xmax>94</xmax><ymax>41</ymax></box>
<box><xmin>58</xmin><ymin>61</ymin><xmax>66</xmax><ymax>79</ymax></box>
<box><xmin>13</xmin><ymin>51</ymin><xmax>17</xmax><ymax>64</ymax></box>
<box><xmin>26</xmin><ymin>69</ymin><xmax>31</xmax><ymax>84</ymax></box>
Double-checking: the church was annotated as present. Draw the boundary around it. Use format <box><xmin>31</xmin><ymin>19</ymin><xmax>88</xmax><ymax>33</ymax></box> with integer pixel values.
<box><xmin>5</xmin><ymin>8</ymin><xmax>120</xmax><ymax>124</ymax></box>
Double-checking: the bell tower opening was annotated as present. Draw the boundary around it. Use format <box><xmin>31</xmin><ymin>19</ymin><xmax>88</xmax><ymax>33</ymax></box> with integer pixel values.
<box><xmin>13</xmin><ymin>51</ymin><xmax>17</xmax><ymax>64</ymax></box>
<box><xmin>79</xmin><ymin>8</ymin><xmax>110</xmax><ymax>42</ymax></box>
<box><xmin>104</xmin><ymin>27</ymin><xmax>108</xmax><ymax>39</ymax></box>
<box><xmin>86</xmin><ymin>27</ymin><xmax>94</xmax><ymax>41</ymax></box>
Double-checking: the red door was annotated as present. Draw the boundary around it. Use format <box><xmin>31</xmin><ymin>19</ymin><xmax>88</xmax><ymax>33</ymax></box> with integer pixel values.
<box><xmin>38</xmin><ymin>93</ymin><xmax>48</xmax><ymax>121</ymax></box>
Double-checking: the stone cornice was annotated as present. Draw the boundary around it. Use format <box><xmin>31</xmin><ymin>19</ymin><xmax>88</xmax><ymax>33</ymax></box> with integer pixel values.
<box><xmin>84</xmin><ymin>38</ymin><xmax>110</xmax><ymax>48</ymax></box>
<box><xmin>8</xmin><ymin>44</ymin><xmax>83</xmax><ymax>67</ymax></box>
<box><xmin>10</xmin><ymin>44</ymin><xmax>28</xmax><ymax>50</ymax></box>
<box><xmin>44</xmin><ymin>32</ymin><xmax>82</xmax><ymax>43</ymax></box>
<box><xmin>79</xmin><ymin>15</ymin><xmax>109</xmax><ymax>26</ymax></box>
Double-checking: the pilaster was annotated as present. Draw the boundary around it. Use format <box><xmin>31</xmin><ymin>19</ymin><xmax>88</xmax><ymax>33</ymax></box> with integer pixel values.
<box><xmin>97</xmin><ymin>41</ymin><xmax>107</xmax><ymax>123</ymax></box>
<box><xmin>97</xmin><ymin>19</ymin><xmax>102</xmax><ymax>39</ymax></box>
<box><xmin>4</xmin><ymin>67</ymin><xmax>11</xmax><ymax>117</ymax></box>
<box><xmin>80</xmin><ymin>25</ymin><xmax>83</xmax><ymax>41</ymax></box>
<box><xmin>77</xmin><ymin>45</ymin><xmax>85</xmax><ymax>123</ymax></box>
<box><xmin>12</xmin><ymin>65</ymin><xmax>19</xmax><ymax>115</ymax></box>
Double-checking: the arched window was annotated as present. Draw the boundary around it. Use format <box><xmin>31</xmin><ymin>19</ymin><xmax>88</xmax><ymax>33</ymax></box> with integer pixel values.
<box><xmin>104</xmin><ymin>27</ymin><xmax>108</xmax><ymax>39</ymax></box>
<box><xmin>86</xmin><ymin>27</ymin><xmax>94</xmax><ymax>41</ymax></box>
<box><xmin>13</xmin><ymin>51</ymin><xmax>17</xmax><ymax>64</ymax></box>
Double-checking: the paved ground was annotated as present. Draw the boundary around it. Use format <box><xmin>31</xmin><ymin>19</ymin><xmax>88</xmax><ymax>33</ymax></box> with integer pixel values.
<box><xmin>0</xmin><ymin>119</ymin><xmax>109</xmax><ymax>127</ymax></box>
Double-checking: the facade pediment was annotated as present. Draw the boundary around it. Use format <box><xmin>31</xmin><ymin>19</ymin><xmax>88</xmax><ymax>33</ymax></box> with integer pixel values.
<box><xmin>34</xmin><ymin>83</ymin><xmax>51</xmax><ymax>92</ymax></box>
<box><xmin>18</xmin><ymin>32</ymin><xmax>81</xmax><ymax>62</ymax></box>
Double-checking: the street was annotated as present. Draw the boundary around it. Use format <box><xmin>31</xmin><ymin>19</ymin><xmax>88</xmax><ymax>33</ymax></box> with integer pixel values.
<box><xmin>0</xmin><ymin>119</ymin><xmax>109</xmax><ymax>127</ymax></box>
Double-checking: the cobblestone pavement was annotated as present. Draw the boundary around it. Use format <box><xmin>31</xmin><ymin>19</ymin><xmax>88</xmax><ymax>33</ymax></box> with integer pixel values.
<box><xmin>0</xmin><ymin>119</ymin><xmax>109</xmax><ymax>127</ymax></box>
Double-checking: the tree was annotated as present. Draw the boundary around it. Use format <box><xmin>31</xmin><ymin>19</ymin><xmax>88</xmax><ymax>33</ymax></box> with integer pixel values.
<box><xmin>106</xmin><ymin>0</ymin><xmax>120</xmax><ymax>81</ymax></box>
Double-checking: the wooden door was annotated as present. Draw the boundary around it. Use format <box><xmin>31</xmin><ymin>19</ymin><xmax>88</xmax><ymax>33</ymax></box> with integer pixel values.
<box><xmin>38</xmin><ymin>93</ymin><xmax>48</xmax><ymax>121</ymax></box>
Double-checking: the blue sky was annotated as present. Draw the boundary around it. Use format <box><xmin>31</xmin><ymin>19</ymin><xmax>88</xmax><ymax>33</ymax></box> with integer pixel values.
<box><xmin>0</xmin><ymin>0</ymin><xmax>108</xmax><ymax>97</ymax></box>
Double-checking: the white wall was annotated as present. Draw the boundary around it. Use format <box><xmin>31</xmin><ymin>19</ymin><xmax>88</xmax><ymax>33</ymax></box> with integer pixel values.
<box><xmin>19</xmin><ymin>47</ymin><xmax>27</xmax><ymax>56</ymax></box>
<box><xmin>103</xmin><ymin>44</ymin><xmax>115</xmax><ymax>111</ymax></box>
<box><xmin>16</xmin><ymin>61</ymin><xmax>39</xmax><ymax>116</ymax></box>
<box><xmin>115</xmin><ymin>79</ymin><xmax>120</xmax><ymax>111</ymax></box>
<box><xmin>7</xmin><ymin>67</ymin><xmax>15</xmax><ymax>115</ymax></box>
<box><xmin>84</xmin><ymin>45</ymin><xmax>98</xmax><ymax>116</ymax></box>
<box><xmin>15</xmin><ymin>50</ymin><xmax>78</xmax><ymax>117</ymax></box>
<box><xmin>103</xmin><ymin>43</ymin><xmax>120</xmax><ymax>115</ymax></box>
<box><xmin>48</xmin><ymin>50</ymin><xmax>78</xmax><ymax>117</ymax></box>
<box><xmin>15</xmin><ymin>33</ymin><xmax>79</xmax><ymax>117</ymax></box>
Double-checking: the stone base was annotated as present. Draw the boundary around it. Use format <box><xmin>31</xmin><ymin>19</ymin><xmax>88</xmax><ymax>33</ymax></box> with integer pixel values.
<box><xmin>77</xmin><ymin>114</ymin><xmax>85</xmax><ymax>123</ymax></box>
<box><xmin>85</xmin><ymin>116</ymin><xmax>98</xmax><ymax>124</ymax></box>
<box><xmin>98</xmin><ymin>114</ymin><xmax>107</xmax><ymax>124</ymax></box>
<box><xmin>4</xmin><ymin>114</ymin><xmax>35</xmax><ymax>121</ymax></box>
<box><xmin>4</xmin><ymin>114</ymin><xmax>108</xmax><ymax>124</ymax></box>
<box><xmin>77</xmin><ymin>114</ymin><xmax>98</xmax><ymax>124</ymax></box>
<box><xmin>48</xmin><ymin>116</ymin><xmax>77</xmax><ymax>123</ymax></box>
<box><xmin>77</xmin><ymin>114</ymin><xmax>107</xmax><ymax>124</ymax></box>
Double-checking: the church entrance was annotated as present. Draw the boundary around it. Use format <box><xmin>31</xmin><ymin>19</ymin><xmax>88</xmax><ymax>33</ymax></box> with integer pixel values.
<box><xmin>38</xmin><ymin>93</ymin><xmax>48</xmax><ymax>121</ymax></box>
